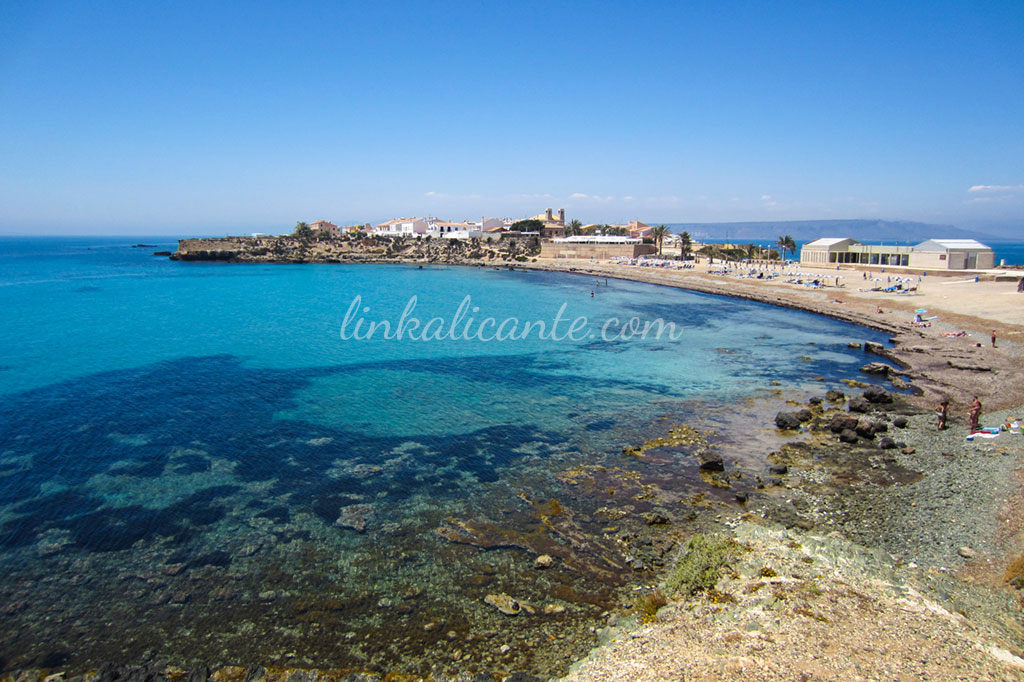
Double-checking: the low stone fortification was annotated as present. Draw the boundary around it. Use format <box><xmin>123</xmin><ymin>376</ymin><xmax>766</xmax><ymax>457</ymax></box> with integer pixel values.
<box><xmin>539</xmin><ymin>242</ymin><xmax>657</xmax><ymax>259</ymax></box>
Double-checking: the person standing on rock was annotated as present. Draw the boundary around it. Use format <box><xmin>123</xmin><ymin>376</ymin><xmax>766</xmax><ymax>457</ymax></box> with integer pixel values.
<box><xmin>969</xmin><ymin>397</ymin><xmax>982</xmax><ymax>432</ymax></box>
<box><xmin>937</xmin><ymin>399</ymin><xmax>949</xmax><ymax>430</ymax></box>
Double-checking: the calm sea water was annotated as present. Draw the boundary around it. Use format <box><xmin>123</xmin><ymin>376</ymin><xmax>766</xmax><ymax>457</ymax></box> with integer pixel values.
<box><xmin>0</xmin><ymin>237</ymin><xmax>889</xmax><ymax>676</ymax></box>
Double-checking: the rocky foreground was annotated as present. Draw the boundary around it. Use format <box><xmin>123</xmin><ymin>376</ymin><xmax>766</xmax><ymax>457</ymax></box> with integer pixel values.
<box><xmin>6</xmin><ymin>384</ymin><xmax>1024</xmax><ymax>681</ymax></box>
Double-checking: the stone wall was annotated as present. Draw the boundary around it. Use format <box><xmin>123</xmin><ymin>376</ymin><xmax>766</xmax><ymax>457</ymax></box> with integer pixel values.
<box><xmin>539</xmin><ymin>242</ymin><xmax>657</xmax><ymax>259</ymax></box>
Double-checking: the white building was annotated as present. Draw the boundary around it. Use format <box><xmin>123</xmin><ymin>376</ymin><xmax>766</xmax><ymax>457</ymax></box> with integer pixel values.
<box><xmin>373</xmin><ymin>218</ymin><xmax>428</xmax><ymax>236</ymax></box>
<box><xmin>799</xmin><ymin>237</ymin><xmax>994</xmax><ymax>270</ymax></box>
<box><xmin>910</xmin><ymin>239</ymin><xmax>995</xmax><ymax>270</ymax></box>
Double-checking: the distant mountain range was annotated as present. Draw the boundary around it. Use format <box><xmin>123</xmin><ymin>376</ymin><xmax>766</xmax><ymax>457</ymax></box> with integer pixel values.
<box><xmin>664</xmin><ymin>219</ymin><xmax>997</xmax><ymax>243</ymax></box>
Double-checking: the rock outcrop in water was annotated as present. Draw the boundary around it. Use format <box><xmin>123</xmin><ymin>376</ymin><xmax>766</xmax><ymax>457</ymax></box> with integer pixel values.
<box><xmin>170</xmin><ymin>234</ymin><xmax>541</xmax><ymax>264</ymax></box>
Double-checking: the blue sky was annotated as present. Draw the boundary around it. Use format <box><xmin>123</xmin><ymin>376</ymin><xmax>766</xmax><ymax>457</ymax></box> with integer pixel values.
<box><xmin>1</xmin><ymin>1</ymin><xmax>1022</xmax><ymax>235</ymax></box>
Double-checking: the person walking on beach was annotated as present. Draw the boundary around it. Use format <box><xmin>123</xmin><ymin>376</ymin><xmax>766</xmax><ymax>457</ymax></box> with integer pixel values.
<box><xmin>992</xmin><ymin>329</ymin><xmax>997</xmax><ymax>347</ymax></box>
<box><xmin>937</xmin><ymin>399</ymin><xmax>949</xmax><ymax>430</ymax></box>
<box><xmin>969</xmin><ymin>396</ymin><xmax>982</xmax><ymax>431</ymax></box>
<box><xmin>1017</xmin><ymin>276</ymin><xmax>1024</xmax><ymax>293</ymax></box>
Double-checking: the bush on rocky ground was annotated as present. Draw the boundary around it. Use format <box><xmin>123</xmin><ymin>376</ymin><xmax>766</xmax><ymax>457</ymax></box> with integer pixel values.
<box><xmin>664</xmin><ymin>534</ymin><xmax>742</xmax><ymax>596</ymax></box>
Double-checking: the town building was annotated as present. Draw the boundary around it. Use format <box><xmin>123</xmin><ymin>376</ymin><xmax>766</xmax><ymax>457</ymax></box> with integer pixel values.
<box><xmin>799</xmin><ymin>237</ymin><xmax>994</xmax><ymax>270</ymax></box>
<box><xmin>426</xmin><ymin>220</ymin><xmax>482</xmax><ymax>239</ymax></box>
<box><xmin>310</xmin><ymin>220</ymin><xmax>340</xmax><ymax>237</ymax></box>
<box><xmin>528</xmin><ymin>208</ymin><xmax>567</xmax><ymax>239</ymax></box>
<box><xmin>373</xmin><ymin>218</ymin><xmax>428</xmax><ymax>236</ymax></box>
<box><xmin>627</xmin><ymin>220</ymin><xmax>653</xmax><ymax>239</ymax></box>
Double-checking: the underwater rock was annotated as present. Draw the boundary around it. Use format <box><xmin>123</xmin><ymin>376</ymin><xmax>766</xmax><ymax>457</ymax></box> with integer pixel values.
<box><xmin>543</xmin><ymin>603</ymin><xmax>566</xmax><ymax>615</ymax></box>
<box><xmin>622</xmin><ymin>445</ymin><xmax>642</xmax><ymax>457</ymax></box>
<box><xmin>534</xmin><ymin>554</ymin><xmax>554</xmax><ymax>569</ymax></box>
<box><xmin>484</xmin><ymin>593</ymin><xmax>522</xmax><ymax>616</ymax></box>
<box><xmin>642</xmin><ymin>511</ymin><xmax>670</xmax><ymax>526</ymax></box>
<box><xmin>335</xmin><ymin>504</ymin><xmax>375</xmax><ymax>532</ymax></box>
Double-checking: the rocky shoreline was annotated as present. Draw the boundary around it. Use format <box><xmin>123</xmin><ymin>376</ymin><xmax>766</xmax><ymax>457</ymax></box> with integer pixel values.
<box><xmin>10</xmin><ymin>242</ymin><xmax>1019</xmax><ymax>681</ymax></box>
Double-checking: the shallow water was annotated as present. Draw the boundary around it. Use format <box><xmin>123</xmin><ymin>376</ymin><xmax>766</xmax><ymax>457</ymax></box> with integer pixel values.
<box><xmin>0</xmin><ymin>238</ymin><xmax>890</xmax><ymax>676</ymax></box>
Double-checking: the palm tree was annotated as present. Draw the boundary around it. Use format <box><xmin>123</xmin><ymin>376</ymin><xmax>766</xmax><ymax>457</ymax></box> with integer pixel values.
<box><xmin>652</xmin><ymin>225</ymin><xmax>670</xmax><ymax>256</ymax></box>
<box><xmin>679</xmin><ymin>231</ymin><xmax>692</xmax><ymax>260</ymax></box>
<box><xmin>775</xmin><ymin>235</ymin><xmax>796</xmax><ymax>261</ymax></box>
<box><xmin>566</xmin><ymin>219</ymin><xmax>583</xmax><ymax>236</ymax></box>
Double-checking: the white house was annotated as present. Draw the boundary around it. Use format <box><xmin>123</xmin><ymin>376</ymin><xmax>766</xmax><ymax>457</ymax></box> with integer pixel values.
<box><xmin>373</xmin><ymin>218</ymin><xmax>428</xmax><ymax>236</ymax></box>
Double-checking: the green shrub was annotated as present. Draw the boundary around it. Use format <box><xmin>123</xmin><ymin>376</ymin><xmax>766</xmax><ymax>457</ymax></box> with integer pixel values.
<box><xmin>664</xmin><ymin>534</ymin><xmax>741</xmax><ymax>596</ymax></box>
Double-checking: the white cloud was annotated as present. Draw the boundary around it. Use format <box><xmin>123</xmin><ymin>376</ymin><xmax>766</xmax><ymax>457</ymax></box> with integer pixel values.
<box><xmin>570</xmin><ymin>192</ymin><xmax>589</xmax><ymax>199</ymax></box>
<box><xmin>760</xmin><ymin>194</ymin><xmax>773</xmax><ymax>201</ymax></box>
<box><xmin>968</xmin><ymin>184</ymin><xmax>1024</xmax><ymax>193</ymax></box>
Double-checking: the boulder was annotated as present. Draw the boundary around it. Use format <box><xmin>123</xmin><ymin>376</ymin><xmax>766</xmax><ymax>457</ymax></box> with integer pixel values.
<box><xmin>892</xmin><ymin>416</ymin><xmax>909</xmax><ymax>428</ymax></box>
<box><xmin>830</xmin><ymin>414</ymin><xmax>859</xmax><ymax>433</ymax></box>
<box><xmin>839</xmin><ymin>429</ymin><xmax>859</xmax><ymax>444</ymax></box>
<box><xmin>872</xmin><ymin>420</ymin><xmax>888</xmax><ymax>434</ymax></box>
<box><xmin>879</xmin><ymin>437</ymin><xmax>897</xmax><ymax>449</ymax></box>
<box><xmin>863</xmin><ymin>386</ymin><xmax>894</xmax><ymax>404</ymax></box>
<box><xmin>855</xmin><ymin>420</ymin><xmax>877</xmax><ymax>439</ymax></box>
<box><xmin>768</xmin><ymin>464</ymin><xmax>788</xmax><ymax>475</ymax></box>
<box><xmin>848</xmin><ymin>396</ymin><xmax>872</xmax><ymax>413</ymax></box>
<box><xmin>795</xmin><ymin>408</ymin><xmax>814</xmax><ymax>422</ymax></box>
<box><xmin>825</xmin><ymin>390</ymin><xmax>846</xmax><ymax>402</ymax></box>
<box><xmin>775</xmin><ymin>412</ymin><xmax>802</xmax><ymax>430</ymax></box>
<box><xmin>808</xmin><ymin>396</ymin><xmax>823</xmax><ymax>406</ymax></box>
<box><xmin>534</xmin><ymin>554</ymin><xmax>554</xmax><ymax>569</ymax></box>
<box><xmin>860</xmin><ymin>362</ymin><xmax>895</xmax><ymax>375</ymax></box>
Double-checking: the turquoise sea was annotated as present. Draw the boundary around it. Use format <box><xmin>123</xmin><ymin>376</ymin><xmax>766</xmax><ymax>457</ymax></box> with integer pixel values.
<box><xmin>0</xmin><ymin>237</ymin><xmax>890</xmax><ymax>677</ymax></box>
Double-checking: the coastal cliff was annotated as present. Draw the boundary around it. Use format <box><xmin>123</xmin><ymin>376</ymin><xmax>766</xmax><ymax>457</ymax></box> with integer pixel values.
<box><xmin>171</xmin><ymin>235</ymin><xmax>540</xmax><ymax>264</ymax></box>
